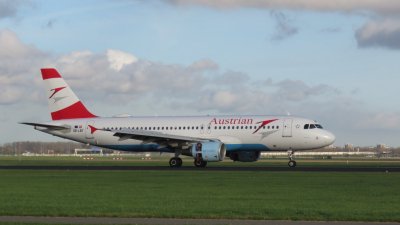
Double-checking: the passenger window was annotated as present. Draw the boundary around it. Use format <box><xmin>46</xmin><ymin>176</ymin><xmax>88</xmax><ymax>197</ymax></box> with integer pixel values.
<box><xmin>277</xmin><ymin>126</ymin><xmax>279</xmax><ymax>129</ymax></box>
<box><xmin>272</xmin><ymin>126</ymin><xmax>275</xmax><ymax>129</ymax></box>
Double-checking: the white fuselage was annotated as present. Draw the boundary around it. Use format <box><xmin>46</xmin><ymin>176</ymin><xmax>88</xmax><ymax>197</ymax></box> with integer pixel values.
<box><xmin>38</xmin><ymin>115</ymin><xmax>335</xmax><ymax>153</ymax></box>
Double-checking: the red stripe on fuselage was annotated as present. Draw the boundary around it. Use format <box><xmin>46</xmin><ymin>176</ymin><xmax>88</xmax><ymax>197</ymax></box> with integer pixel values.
<box><xmin>51</xmin><ymin>101</ymin><xmax>97</xmax><ymax>120</ymax></box>
<box><xmin>41</xmin><ymin>68</ymin><xmax>62</xmax><ymax>80</ymax></box>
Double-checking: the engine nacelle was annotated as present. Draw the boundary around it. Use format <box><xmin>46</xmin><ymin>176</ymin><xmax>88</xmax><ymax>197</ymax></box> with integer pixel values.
<box><xmin>191</xmin><ymin>141</ymin><xmax>226</xmax><ymax>162</ymax></box>
<box><xmin>227</xmin><ymin>151</ymin><xmax>260</xmax><ymax>162</ymax></box>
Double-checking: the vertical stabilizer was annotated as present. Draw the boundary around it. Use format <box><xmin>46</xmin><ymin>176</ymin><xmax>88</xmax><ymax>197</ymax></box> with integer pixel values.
<box><xmin>41</xmin><ymin>68</ymin><xmax>97</xmax><ymax>120</ymax></box>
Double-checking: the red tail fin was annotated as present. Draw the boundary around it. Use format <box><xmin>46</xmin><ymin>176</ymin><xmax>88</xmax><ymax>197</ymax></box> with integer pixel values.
<box><xmin>41</xmin><ymin>68</ymin><xmax>97</xmax><ymax>120</ymax></box>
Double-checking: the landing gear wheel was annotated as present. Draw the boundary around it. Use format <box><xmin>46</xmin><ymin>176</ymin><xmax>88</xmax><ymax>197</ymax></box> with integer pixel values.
<box><xmin>169</xmin><ymin>157</ymin><xmax>182</xmax><ymax>168</ymax></box>
<box><xmin>288</xmin><ymin>160</ymin><xmax>297</xmax><ymax>168</ymax></box>
<box><xmin>194</xmin><ymin>159</ymin><xmax>207</xmax><ymax>168</ymax></box>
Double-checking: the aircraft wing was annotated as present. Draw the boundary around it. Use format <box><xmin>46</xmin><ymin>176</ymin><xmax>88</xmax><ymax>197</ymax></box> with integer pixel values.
<box><xmin>107</xmin><ymin>128</ymin><xmax>208</xmax><ymax>145</ymax></box>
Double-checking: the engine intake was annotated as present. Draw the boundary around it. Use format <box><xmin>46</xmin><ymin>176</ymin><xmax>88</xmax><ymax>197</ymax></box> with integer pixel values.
<box><xmin>191</xmin><ymin>141</ymin><xmax>226</xmax><ymax>162</ymax></box>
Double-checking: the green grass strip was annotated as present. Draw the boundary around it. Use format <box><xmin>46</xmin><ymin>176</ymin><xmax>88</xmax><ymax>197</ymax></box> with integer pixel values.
<box><xmin>0</xmin><ymin>170</ymin><xmax>399</xmax><ymax>222</ymax></box>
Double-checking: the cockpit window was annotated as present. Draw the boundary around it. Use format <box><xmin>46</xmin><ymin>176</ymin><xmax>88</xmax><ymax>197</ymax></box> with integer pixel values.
<box><xmin>304</xmin><ymin>123</ymin><xmax>324</xmax><ymax>129</ymax></box>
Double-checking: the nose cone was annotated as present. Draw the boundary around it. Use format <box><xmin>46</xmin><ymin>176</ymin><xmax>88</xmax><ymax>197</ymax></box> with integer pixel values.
<box><xmin>321</xmin><ymin>130</ymin><xmax>336</xmax><ymax>146</ymax></box>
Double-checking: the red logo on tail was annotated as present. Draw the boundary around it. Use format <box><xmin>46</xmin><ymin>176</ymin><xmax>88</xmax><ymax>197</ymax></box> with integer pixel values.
<box><xmin>49</xmin><ymin>87</ymin><xmax>66</xmax><ymax>99</ymax></box>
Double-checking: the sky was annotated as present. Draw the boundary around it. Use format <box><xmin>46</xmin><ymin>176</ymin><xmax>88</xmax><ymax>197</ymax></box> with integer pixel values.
<box><xmin>1</xmin><ymin>0</ymin><xmax>400</xmax><ymax>146</ymax></box>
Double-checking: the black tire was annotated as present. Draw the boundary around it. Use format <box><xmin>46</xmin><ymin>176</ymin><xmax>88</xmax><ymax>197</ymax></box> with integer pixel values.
<box><xmin>169</xmin><ymin>157</ymin><xmax>182</xmax><ymax>168</ymax></box>
<box><xmin>288</xmin><ymin>160</ymin><xmax>297</xmax><ymax>168</ymax></box>
<box><xmin>177</xmin><ymin>157</ymin><xmax>183</xmax><ymax>167</ymax></box>
<box><xmin>194</xmin><ymin>159</ymin><xmax>207</xmax><ymax>168</ymax></box>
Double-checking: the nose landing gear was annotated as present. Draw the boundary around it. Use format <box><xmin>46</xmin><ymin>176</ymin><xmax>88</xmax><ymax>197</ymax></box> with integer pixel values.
<box><xmin>287</xmin><ymin>150</ymin><xmax>296</xmax><ymax>168</ymax></box>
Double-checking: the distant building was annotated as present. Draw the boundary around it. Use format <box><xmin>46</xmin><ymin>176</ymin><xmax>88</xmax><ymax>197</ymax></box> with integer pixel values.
<box><xmin>377</xmin><ymin>144</ymin><xmax>390</xmax><ymax>151</ymax></box>
<box><xmin>344</xmin><ymin>144</ymin><xmax>354</xmax><ymax>151</ymax></box>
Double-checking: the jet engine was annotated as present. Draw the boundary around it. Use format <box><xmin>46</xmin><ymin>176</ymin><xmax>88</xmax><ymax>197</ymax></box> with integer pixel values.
<box><xmin>191</xmin><ymin>141</ymin><xmax>226</xmax><ymax>162</ymax></box>
<box><xmin>227</xmin><ymin>151</ymin><xmax>260</xmax><ymax>162</ymax></box>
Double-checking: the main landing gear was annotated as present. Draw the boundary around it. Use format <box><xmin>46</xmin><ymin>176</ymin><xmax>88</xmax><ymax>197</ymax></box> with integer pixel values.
<box><xmin>169</xmin><ymin>157</ymin><xmax>183</xmax><ymax>168</ymax></box>
<box><xmin>194</xmin><ymin>158</ymin><xmax>207</xmax><ymax>168</ymax></box>
<box><xmin>287</xmin><ymin>150</ymin><xmax>297</xmax><ymax>168</ymax></box>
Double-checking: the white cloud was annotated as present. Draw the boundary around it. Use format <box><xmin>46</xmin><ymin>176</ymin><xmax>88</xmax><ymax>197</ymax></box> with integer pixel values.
<box><xmin>0</xmin><ymin>87</ymin><xmax>23</xmax><ymax>104</ymax></box>
<box><xmin>355</xmin><ymin>19</ymin><xmax>400</xmax><ymax>49</ymax></box>
<box><xmin>0</xmin><ymin>0</ymin><xmax>32</xmax><ymax>19</ymax></box>
<box><xmin>107</xmin><ymin>49</ymin><xmax>138</xmax><ymax>71</ymax></box>
<box><xmin>167</xmin><ymin>0</ymin><xmax>400</xmax><ymax>50</ymax></box>
<box><xmin>270</xmin><ymin>11</ymin><xmax>298</xmax><ymax>41</ymax></box>
<box><xmin>168</xmin><ymin>0</ymin><xmax>400</xmax><ymax>14</ymax></box>
<box><xmin>0</xmin><ymin>29</ymin><xmax>40</xmax><ymax>59</ymax></box>
<box><xmin>188</xmin><ymin>59</ymin><xmax>219</xmax><ymax>71</ymax></box>
<box><xmin>357</xmin><ymin>112</ymin><xmax>400</xmax><ymax>130</ymax></box>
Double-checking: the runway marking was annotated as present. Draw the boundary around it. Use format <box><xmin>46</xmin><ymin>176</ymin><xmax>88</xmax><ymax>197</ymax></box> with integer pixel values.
<box><xmin>0</xmin><ymin>216</ymin><xmax>399</xmax><ymax>225</ymax></box>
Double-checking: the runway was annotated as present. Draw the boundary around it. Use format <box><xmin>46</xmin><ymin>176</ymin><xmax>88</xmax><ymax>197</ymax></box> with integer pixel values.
<box><xmin>0</xmin><ymin>216</ymin><xmax>399</xmax><ymax>225</ymax></box>
<box><xmin>0</xmin><ymin>165</ymin><xmax>399</xmax><ymax>172</ymax></box>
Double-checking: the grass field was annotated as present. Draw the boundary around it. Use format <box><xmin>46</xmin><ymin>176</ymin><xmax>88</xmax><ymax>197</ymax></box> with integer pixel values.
<box><xmin>0</xmin><ymin>156</ymin><xmax>400</xmax><ymax>223</ymax></box>
<box><xmin>0</xmin><ymin>168</ymin><xmax>399</xmax><ymax>222</ymax></box>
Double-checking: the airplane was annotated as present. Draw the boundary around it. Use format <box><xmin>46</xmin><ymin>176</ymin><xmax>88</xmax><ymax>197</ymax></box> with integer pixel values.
<box><xmin>22</xmin><ymin>68</ymin><xmax>336</xmax><ymax>168</ymax></box>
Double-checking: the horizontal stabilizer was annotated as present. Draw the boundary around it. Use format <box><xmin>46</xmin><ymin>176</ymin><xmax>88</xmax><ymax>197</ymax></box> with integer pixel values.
<box><xmin>20</xmin><ymin>122</ymin><xmax>70</xmax><ymax>130</ymax></box>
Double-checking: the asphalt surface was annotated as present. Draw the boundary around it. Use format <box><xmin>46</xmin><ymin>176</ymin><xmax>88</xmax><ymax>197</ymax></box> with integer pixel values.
<box><xmin>0</xmin><ymin>165</ymin><xmax>399</xmax><ymax>172</ymax></box>
<box><xmin>0</xmin><ymin>216</ymin><xmax>399</xmax><ymax>225</ymax></box>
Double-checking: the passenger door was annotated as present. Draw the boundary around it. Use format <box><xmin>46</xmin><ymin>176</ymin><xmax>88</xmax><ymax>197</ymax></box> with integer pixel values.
<box><xmin>282</xmin><ymin>119</ymin><xmax>293</xmax><ymax>137</ymax></box>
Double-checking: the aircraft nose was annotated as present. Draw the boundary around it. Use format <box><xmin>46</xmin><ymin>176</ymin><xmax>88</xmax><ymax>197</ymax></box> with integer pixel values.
<box><xmin>321</xmin><ymin>131</ymin><xmax>336</xmax><ymax>145</ymax></box>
